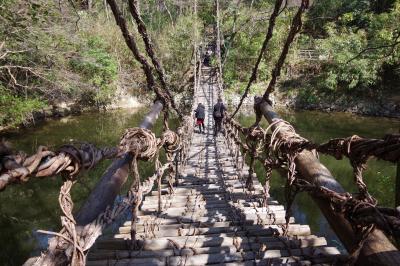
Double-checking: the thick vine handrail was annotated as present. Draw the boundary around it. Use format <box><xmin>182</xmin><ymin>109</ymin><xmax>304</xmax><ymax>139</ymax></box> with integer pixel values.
<box><xmin>0</xmin><ymin>143</ymin><xmax>117</xmax><ymax>191</ymax></box>
<box><xmin>222</xmin><ymin>108</ymin><xmax>400</xmax><ymax>263</ymax></box>
<box><xmin>31</xmin><ymin>113</ymin><xmax>195</xmax><ymax>265</ymax></box>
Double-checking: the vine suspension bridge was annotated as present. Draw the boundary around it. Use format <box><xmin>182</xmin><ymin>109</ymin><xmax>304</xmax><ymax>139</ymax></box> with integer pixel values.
<box><xmin>0</xmin><ymin>0</ymin><xmax>400</xmax><ymax>265</ymax></box>
<box><xmin>2</xmin><ymin>65</ymin><xmax>398</xmax><ymax>266</ymax></box>
<box><xmin>84</xmin><ymin>68</ymin><xmax>343</xmax><ymax>265</ymax></box>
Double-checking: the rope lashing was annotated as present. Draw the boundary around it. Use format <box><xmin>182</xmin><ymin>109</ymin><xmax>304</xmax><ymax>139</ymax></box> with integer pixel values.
<box><xmin>31</xmin><ymin>110</ymin><xmax>194</xmax><ymax>265</ymax></box>
<box><xmin>316</xmin><ymin>134</ymin><xmax>400</xmax><ymax>200</ymax></box>
<box><xmin>317</xmin><ymin>134</ymin><xmax>400</xmax><ymax>163</ymax></box>
<box><xmin>244</xmin><ymin>127</ymin><xmax>266</xmax><ymax>190</ymax></box>
<box><xmin>161</xmin><ymin>130</ymin><xmax>181</xmax><ymax>155</ymax></box>
<box><xmin>0</xmin><ymin>143</ymin><xmax>117</xmax><ymax>191</ymax></box>
<box><xmin>117</xmin><ymin>122</ymin><xmax>196</xmax><ymax>246</ymax></box>
<box><xmin>1</xmin><ymin>146</ymin><xmax>53</xmax><ymax>184</ymax></box>
<box><xmin>118</xmin><ymin>128</ymin><xmax>162</xmax><ymax>239</ymax></box>
<box><xmin>118</xmin><ymin>128</ymin><xmax>158</xmax><ymax>160</ymax></box>
<box><xmin>57</xmin><ymin>180</ymin><xmax>85</xmax><ymax>265</ymax></box>
<box><xmin>265</xmin><ymin>120</ymin><xmax>307</xmax><ymax>226</ymax></box>
<box><xmin>58</xmin><ymin>143</ymin><xmax>117</xmax><ymax>175</ymax></box>
<box><xmin>222</xmin><ymin>108</ymin><xmax>400</xmax><ymax>263</ymax></box>
<box><xmin>35</xmin><ymin>180</ymin><xmax>86</xmax><ymax>266</ymax></box>
<box><xmin>291</xmin><ymin>178</ymin><xmax>400</xmax><ymax>238</ymax></box>
<box><xmin>34</xmin><ymin>162</ymin><xmax>173</xmax><ymax>266</ymax></box>
<box><xmin>160</xmin><ymin>129</ymin><xmax>181</xmax><ymax>194</ymax></box>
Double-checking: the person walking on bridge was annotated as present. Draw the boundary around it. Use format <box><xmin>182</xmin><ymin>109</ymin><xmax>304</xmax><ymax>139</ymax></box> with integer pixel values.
<box><xmin>213</xmin><ymin>98</ymin><xmax>226</xmax><ymax>136</ymax></box>
<box><xmin>194</xmin><ymin>103</ymin><xmax>205</xmax><ymax>133</ymax></box>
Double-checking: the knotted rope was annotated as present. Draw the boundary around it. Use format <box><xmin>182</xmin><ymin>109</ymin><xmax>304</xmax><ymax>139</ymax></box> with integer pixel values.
<box><xmin>31</xmin><ymin>114</ymin><xmax>196</xmax><ymax>266</ymax></box>
<box><xmin>0</xmin><ymin>144</ymin><xmax>117</xmax><ymax>191</ymax></box>
<box><xmin>161</xmin><ymin>130</ymin><xmax>181</xmax><ymax>160</ymax></box>
<box><xmin>223</xmin><ymin>110</ymin><xmax>400</xmax><ymax>263</ymax></box>
<box><xmin>118</xmin><ymin>128</ymin><xmax>158</xmax><ymax>160</ymax></box>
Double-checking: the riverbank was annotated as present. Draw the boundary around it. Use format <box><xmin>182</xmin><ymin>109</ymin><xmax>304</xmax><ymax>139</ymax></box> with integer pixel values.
<box><xmin>3</xmin><ymin>87</ymin><xmax>399</xmax><ymax>135</ymax></box>
<box><xmin>276</xmin><ymin>89</ymin><xmax>400</xmax><ymax>118</ymax></box>
<box><xmin>0</xmin><ymin>94</ymin><xmax>145</xmax><ymax>134</ymax></box>
<box><xmin>225</xmin><ymin>88</ymin><xmax>400</xmax><ymax>118</ymax></box>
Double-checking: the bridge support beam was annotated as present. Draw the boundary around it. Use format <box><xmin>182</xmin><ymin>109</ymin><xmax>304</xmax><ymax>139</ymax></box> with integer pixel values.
<box><xmin>76</xmin><ymin>100</ymin><xmax>164</xmax><ymax>224</ymax></box>
<box><xmin>257</xmin><ymin>99</ymin><xmax>400</xmax><ymax>266</ymax></box>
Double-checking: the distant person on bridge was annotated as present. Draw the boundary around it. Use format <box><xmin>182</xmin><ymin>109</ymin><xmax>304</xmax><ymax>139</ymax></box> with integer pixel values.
<box><xmin>194</xmin><ymin>103</ymin><xmax>205</xmax><ymax>134</ymax></box>
<box><xmin>213</xmin><ymin>98</ymin><xmax>226</xmax><ymax>136</ymax></box>
<box><xmin>203</xmin><ymin>49</ymin><xmax>212</xmax><ymax>66</ymax></box>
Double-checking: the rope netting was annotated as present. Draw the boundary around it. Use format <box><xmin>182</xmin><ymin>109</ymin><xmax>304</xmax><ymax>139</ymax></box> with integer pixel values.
<box><xmin>222</xmin><ymin>109</ymin><xmax>400</xmax><ymax>262</ymax></box>
<box><xmin>211</xmin><ymin>0</ymin><xmax>399</xmax><ymax>262</ymax></box>
<box><xmin>19</xmin><ymin>16</ymin><xmax>203</xmax><ymax>260</ymax></box>
<box><xmin>26</xmin><ymin>114</ymin><xmax>195</xmax><ymax>265</ymax></box>
<box><xmin>2</xmin><ymin>31</ymin><xmax>200</xmax><ymax>266</ymax></box>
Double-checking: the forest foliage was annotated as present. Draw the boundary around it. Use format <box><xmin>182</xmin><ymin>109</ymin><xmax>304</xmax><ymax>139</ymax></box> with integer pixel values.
<box><xmin>0</xmin><ymin>0</ymin><xmax>197</xmax><ymax>128</ymax></box>
<box><xmin>0</xmin><ymin>0</ymin><xmax>399</xmax><ymax>128</ymax></box>
<box><xmin>220</xmin><ymin>0</ymin><xmax>399</xmax><ymax>104</ymax></box>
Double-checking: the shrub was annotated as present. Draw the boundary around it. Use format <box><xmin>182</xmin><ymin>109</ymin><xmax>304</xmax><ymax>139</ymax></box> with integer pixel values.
<box><xmin>69</xmin><ymin>37</ymin><xmax>118</xmax><ymax>107</ymax></box>
<box><xmin>0</xmin><ymin>86</ymin><xmax>46</xmax><ymax>127</ymax></box>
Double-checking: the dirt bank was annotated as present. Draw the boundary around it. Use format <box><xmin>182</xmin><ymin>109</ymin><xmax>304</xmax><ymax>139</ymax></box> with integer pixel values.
<box><xmin>225</xmin><ymin>89</ymin><xmax>400</xmax><ymax>118</ymax></box>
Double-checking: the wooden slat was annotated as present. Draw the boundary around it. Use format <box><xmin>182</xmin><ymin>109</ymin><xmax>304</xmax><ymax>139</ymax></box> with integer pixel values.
<box><xmin>86</xmin><ymin>68</ymin><xmax>343</xmax><ymax>266</ymax></box>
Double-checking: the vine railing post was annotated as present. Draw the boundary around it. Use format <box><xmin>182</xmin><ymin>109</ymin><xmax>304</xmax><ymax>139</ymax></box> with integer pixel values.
<box><xmin>215</xmin><ymin>0</ymin><xmax>223</xmax><ymax>98</ymax></box>
<box><xmin>397</xmin><ymin>128</ymin><xmax>400</xmax><ymax>207</ymax></box>
<box><xmin>256</xmin><ymin>98</ymin><xmax>400</xmax><ymax>266</ymax></box>
<box><xmin>76</xmin><ymin>100</ymin><xmax>164</xmax><ymax>225</ymax></box>
<box><xmin>174</xmin><ymin>149</ymin><xmax>181</xmax><ymax>187</ymax></box>
<box><xmin>246</xmin><ymin>144</ymin><xmax>256</xmax><ymax>190</ymax></box>
<box><xmin>130</xmin><ymin>189</ymin><xmax>142</xmax><ymax>248</ymax></box>
<box><xmin>397</xmin><ymin>160</ymin><xmax>400</xmax><ymax>207</ymax></box>
<box><xmin>157</xmin><ymin>171</ymin><xmax>162</xmax><ymax>213</ymax></box>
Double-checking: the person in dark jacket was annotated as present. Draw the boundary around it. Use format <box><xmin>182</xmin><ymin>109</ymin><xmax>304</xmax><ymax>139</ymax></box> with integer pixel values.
<box><xmin>203</xmin><ymin>49</ymin><xmax>212</xmax><ymax>66</ymax></box>
<box><xmin>194</xmin><ymin>103</ymin><xmax>205</xmax><ymax>133</ymax></box>
<box><xmin>213</xmin><ymin>98</ymin><xmax>226</xmax><ymax>136</ymax></box>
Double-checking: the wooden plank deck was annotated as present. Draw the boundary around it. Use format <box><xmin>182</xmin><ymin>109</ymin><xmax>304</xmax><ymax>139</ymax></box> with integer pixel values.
<box><xmin>86</xmin><ymin>69</ymin><xmax>342</xmax><ymax>265</ymax></box>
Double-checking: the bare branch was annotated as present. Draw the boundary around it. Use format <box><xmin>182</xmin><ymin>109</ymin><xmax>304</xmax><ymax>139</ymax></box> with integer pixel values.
<box><xmin>0</xmin><ymin>42</ymin><xmax>29</xmax><ymax>60</ymax></box>
<box><xmin>278</xmin><ymin>0</ymin><xmax>288</xmax><ymax>15</ymax></box>
<box><xmin>347</xmin><ymin>31</ymin><xmax>400</xmax><ymax>64</ymax></box>
<box><xmin>67</xmin><ymin>0</ymin><xmax>81</xmax><ymax>31</ymax></box>
<box><xmin>0</xmin><ymin>65</ymin><xmax>49</xmax><ymax>83</ymax></box>
<box><xmin>0</xmin><ymin>50</ymin><xmax>28</xmax><ymax>60</ymax></box>
<box><xmin>6</xmin><ymin>68</ymin><xmax>22</xmax><ymax>87</ymax></box>
<box><xmin>161</xmin><ymin>0</ymin><xmax>174</xmax><ymax>28</ymax></box>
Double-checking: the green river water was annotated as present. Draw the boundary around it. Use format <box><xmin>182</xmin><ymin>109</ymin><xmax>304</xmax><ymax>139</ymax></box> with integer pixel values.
<box><xmin>0</xmin><ymin>108</ymin><xmax>399</xmax><ymax>265</ymax></box>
